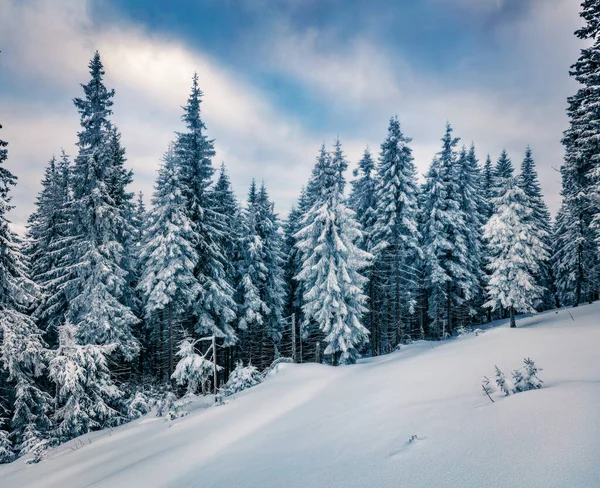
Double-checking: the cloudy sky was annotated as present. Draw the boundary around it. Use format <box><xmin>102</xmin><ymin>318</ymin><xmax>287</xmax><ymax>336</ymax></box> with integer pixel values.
<box><xmin>0</xmin><ymin>0</ymin><xmax>583</xmax><ymax>233</ymax></box>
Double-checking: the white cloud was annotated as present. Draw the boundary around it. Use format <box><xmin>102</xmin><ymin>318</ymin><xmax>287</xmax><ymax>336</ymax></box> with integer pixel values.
<box><xmin>0</xmin><ymin>0</ymin><xmax>583</xmax><ymax>236</ymax></box>
<box><xmin>0</xmin><ymin>0</ymin><xmax>322</xmax><ymax>232</ymax></box>
<box><xmin>261</xmin><ymin>0</ymin><xmax>580</xmax><ymax>213</ymax></box>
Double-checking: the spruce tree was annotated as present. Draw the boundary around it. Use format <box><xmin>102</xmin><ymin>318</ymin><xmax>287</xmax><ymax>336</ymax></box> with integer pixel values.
<box><xmin>370</xmin><ymin>117</ymin><xmax>421</xmax><ymax>351</ymax></box>
<box><xmin>295</xmin><ymin>141</ymin><xmax>371</xmax><ymax>365</ymax></box>
<box><xmin>493</xmin><ymin>150</ymin><xmax>514</xmax><ymax>197</ymax></box>
<box><xmin>421</xmin><ymin>124</ymin><xmax>476</xmax><ymax>337</ymax></box>
<box><xmin>483</xmin><ymin>178</ymin><xmax>547</xmax><ymax>328</ymax></box>
<box><xmin>67</xmin><ymin>51</ymin><xmax>140</xmax><ymax>361</ymax></box>
<box><xmin>32</xmin><ymin>150</ymin><xmax>73</xmax><ymax>336</ymax></box>
<box><xmin>174</xmin><ymin>73</ymin><xmax>236</xmax><ymax>347</ymax></box>
<box><xmin>49</xmin><ymin>322</ymin><xmax>120</xmax><ymax>441</ymax></box>
<box><xmin>517</xmin><ymin>147</ymin><xmax>553</xmax><ymax>309</ymax></box>
<box><xmin>0</xmin><ymin>124</ymin><xmax>53</xmax><ymax>459</ymax></box>
<box><xmin>138</xmin><ymin>146</ymin><xmax>200</xmax><ymax>379</ymax></box>
<box><xmin>237</xmin><ymin>181</ymin><xmax>285</xmax><ymax>368</ymax></box>
<box><xmin>555</xmin><ymin>0</ymin><xmax>600</xmax><ymax>306</ymax></box>
<box><xmin>456</xmin><ymin>144</ymin><xmax>485</xmax><ymax>324</ymax></box>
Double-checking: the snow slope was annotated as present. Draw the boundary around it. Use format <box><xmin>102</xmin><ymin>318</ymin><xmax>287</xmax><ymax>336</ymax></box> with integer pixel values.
<box><xmin>2</xmin><ymin>303</ymin><xmax>600</xmax><ymax>488</ymax></box>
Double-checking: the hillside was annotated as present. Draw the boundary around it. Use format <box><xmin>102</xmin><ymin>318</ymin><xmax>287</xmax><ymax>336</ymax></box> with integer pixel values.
<box><xmin>2</xmin><ymin>303</ymin><xmax>599</xmax><ymax>488</ymax></box>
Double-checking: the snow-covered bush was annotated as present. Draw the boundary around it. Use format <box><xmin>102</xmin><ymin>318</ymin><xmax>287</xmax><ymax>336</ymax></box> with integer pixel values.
<box><xmin>171</xmin><ymin>338</ymin><xmax>220</xmax><ymax>396</ymax></box>
<box><xmin>0</xmin><ymin>424</ymin><xmax>14</xmax><ymax>464</ymax></box>
<box><xmin>485</xmin><ymin>358</ymin><xmax>543</xmax><ymax>399</ymax></box>
<box><xmin>155</xmin><ymin>390</ymin><xmax>177</xmax><ymax>418</ymax></box>
<box><xmin>513</xmin><ymin>358</ymin><xmax>543</xmax><ymax>392</ymax></box>
<box><xmin>127</xmin><ymin>391</ymin><xmax>151</xmax><ymax>419</ymax></box>
<box><xmin>495</xmin><ymin>366</ymin><xmax>514</xmax><ymax>396</ymax></box>
<box><xmin>49</xmin><ymin>322</ymin><xmax>121</xmax><ymax>441</ymax></box>
<box><xmin>221</xmin><ymin>362</ymin><xmax>263</xmax><ymax>397</ymax></box>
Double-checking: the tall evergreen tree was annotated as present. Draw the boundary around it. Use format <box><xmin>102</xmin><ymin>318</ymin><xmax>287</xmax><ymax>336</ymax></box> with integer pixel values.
<box><xmin>25</xmin><ymin>151</ymin><xmax>72</xmax><ymax>337</ymax></box>
<box><xmin>456</xmin><ymin>144</ymin><xmax>485</xmax><ymax>324</ymax></box>
<box><xmin>421</xmin><ymin>124</ymin><xmax>476</xmax><ymax>337</ymax></box>
<box><xmin>174</xmin><ymin>73</ymin><xmax>236</xmax><ymax>347</ymax></box>
<box><xmin>517</xmin><ymin>147</ymin><xmax>553</xmax><ymax>309</ymax></box>
<box><xmin>555</xmin><ymin>0</ymin><xmax>600</xmax><ymax>306</ymax></box>
<box><xmin>237</xmin><ymin>181</ymin><xmax>286</xmax><ymax>368</ymax></box>
<box><xmin>0</xmin><ymin>124</ymin><xmax>53</xmax><ymax>459</ymax></box>
<box><xmin>349</xmin><ymin>147</ymin><xmax>378</xmax><ymax>251</ymax></box>
<box><xmin>484</xmin><ymin>178</ymin><xmax>547</xmax><ymax>327</ymax></box>
<box><xmin>370</xmin><ymin>117</ymin><xmax>421</xmax><ymax>351</ymax></box>
<box><xmin>138</xmin><ymin>146</ymin><xmax>200</xmax><ymax>379</ymax></box>
<box><xmin>295</xmin><ymin>141</ymin><xmax>371</xmax><ymax>365</ymax></box>
<box><xmin>493</xmin><ymin>150</ymin><xmax>514</xmax><ymax>196</ymax></box>
<box><xmin>66</xmin><ymin>51</ymin><xmax>140</xmax><ymax>362</ymax></box>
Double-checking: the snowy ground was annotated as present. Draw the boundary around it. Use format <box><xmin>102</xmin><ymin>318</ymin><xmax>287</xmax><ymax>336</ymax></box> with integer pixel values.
<box><xmin>2</xmin><ymin>303</ymin><xmax>600</xmax><ymax>488</ymax></box>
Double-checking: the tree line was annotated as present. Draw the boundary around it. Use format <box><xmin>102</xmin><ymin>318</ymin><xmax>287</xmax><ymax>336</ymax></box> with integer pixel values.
<box><xmin>1</xmin><ymin>0</ymin><xmax>599</xmax><ymax>463</ymax></box>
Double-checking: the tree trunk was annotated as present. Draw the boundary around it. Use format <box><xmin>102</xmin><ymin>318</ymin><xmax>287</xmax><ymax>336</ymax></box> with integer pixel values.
<box><xmin>509</xmin><ymin>307</ymin><xmax>516</xmax><ymax>328</ymax></box>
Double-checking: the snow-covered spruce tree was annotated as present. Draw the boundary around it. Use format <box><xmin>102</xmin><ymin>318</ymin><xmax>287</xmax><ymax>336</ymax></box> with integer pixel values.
<box><xmin>31</xmin><ymin>150</ymin><xmax>74</xmax><ymax>337</ymax></box>
<box><xmin>493</xmin><ymin>150</ymin><xmax>514</xmax><ymax>198</ymax></box>
<box><xmin>481</xmin><ymin>154</ymin><xmax>495</xmax><ymax>222</ymax></box>
<box><xmin>517</xmin><ymin>147</ymin><xmax>553</xmax><ymax>310</ymax></box>
<box><xmin>282</xmin><ymin>200</ymin><xmax>304</xmax><ymax>360</ymax></box>
<box><xmin>494</xmin><ymin>365</ymin><xmax>513</xmax><ymax>396</ymax></box>
<box><xmin>0</xmin><ymin>419</ymin><xmax>12</xmax><ymax>463</ymax></box>
<box><xmin>138</xmin><ymin>146</ymin><xmax>200</xmax><ymax>380</ymax></box>
<box><xmin>370</xmin><ymin>117</ymin><xmax>421</xmax><ymax>352</ymax></box>
<box><xmin>49</xmin><ymin>321</ymin><xmax>120</xmax><ymax>441</ymax></box>
<box><xmin>421</xmin><ymin>124</ymin><xmax>476</xmax><ymax>338</ymax></box>
<box><xmin>348</xmin><ymin>147</ymin><xmax>378</xmax><ymax>353</ymax></box>
<box><xmin>483</xmin><ymin>177</ymin><xmax>548</xmax><ymax>328</ymax></box>
<box><xmin>293</xmin><ymin>148</ymin><xmax>332</xmax><ymax>360</ymax></box>
<box><xmin>222</xmin><ymin>361</ymin><xmax>262</xmax><ymax>397</ymax></box>
<box><xmin>237</xmin><ymin>181</ymin><xmax>286</xmax><ymax>369</ymax></box>
<box><xmin>25</xmin><ymin>152</ymin><xmax>72</xmax><ymax>339</ymax></box>
<box><xmin>237</xmin><ymin>180</ymin><xmax>269</xmax><ymax>366</ymax></box>
<box><xmin>172</xmin><ymin>337</ymin><xmax>219</xmax><ymax>396</ymax></box>
<box><xmin>0</xmin><ymin>124</ymin><xmax>53</xmax><ymax>459</ymax></box>
<box><xmin>456</xmin><ymin>144</ymin><xmax>485</xmax><ymax>325</ymax></box>
<box><xmin>349</xmin><ymin>147</ymin><xmax>378</xmax><ymax>251</ymax></box>
<box><xmin>512</xmin><ymin>358</ymin><xmax>543</xmax><ymax>392</ymax></box>
<box><xmin>295</xmin><ymin>140</ymin><xmax>371</xmax><ymax>365</ymax></box>
<box><xmin>213</xmin><ymin>164</ymin><xmax>242</xmax><ymax>375</ymax></box>
<box><xmin>66</xmin><ymin>52</ymin><xmax>140</xmax><ymax>363</ymax></box>
<box><xmin>555</xmin><ymin>0</ymin><xmax>600</xmax><ymax>307</ymax></box>
<box><xmin>479</xmin><ymin>154</ymin><xmax>495</xmax><ymax>322</ymax></box>
<box><xmin>174</xmin><ymin>73</ymin><xmax>236</xmax><ymax>355</ymax></box>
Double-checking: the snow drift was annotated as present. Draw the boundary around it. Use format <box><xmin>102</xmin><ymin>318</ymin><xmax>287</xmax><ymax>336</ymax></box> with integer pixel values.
<box><xmin>2</xmin><ymin>303</ymin><xmax>599</xmax><ymax>488</ymax></box>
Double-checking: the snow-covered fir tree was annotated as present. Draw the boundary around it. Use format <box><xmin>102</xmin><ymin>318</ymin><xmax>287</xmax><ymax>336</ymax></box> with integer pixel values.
<box><xmin>483</xmin><ymin>177</ymin><xmax>548</xmax><ymax>328</ymax></box>
<box><xmin>456</xmin><ymin>144</ymin><xmax>485</xmax><ymax>324</ymax></box>
<box><xmin>421</xmin><ymin>124</ymin><xmax>476</xmax><ymax>337</ymax></box>
<box><xmin>512</xmin><ymin>358</ymin><xmax>543</xmax><ymax>392</ymax></box>
<box><xmin>174</xmin><ymin>73</ymin><xmax>236</xmax><ymax>348</ymax></box>
<box><xmin>493</xmin><ymin>150</ymin><xmax>514</xmax><ymax>197</ymax></box>
<box><xmin>49</xmin><ymin>321</ymin><xmax>120</xmax><ymax>441</ymax></box>
<box><xmin>25</xmin><ymin>151</ymin><xmax>72</xmax><ymax>338</ymax></box>
<box><xmin>481</xmin><ymin>154</ymin><xmax>495</xmax><ymax>222</ymax></box>
<box><xmin>295</xmin><ymin>140</ymin><xmax>371</xmax><ymax>365</ymax></box>
<box><xmin>0</xmin><ymin>124</ymin><xmax>53</xmax><ymax>459</ymax></box>
<box><xmin>555</xmin><ymin>0</ymin><xmax>600</xmax><ymax>306</ymax></box>
<box><xmin>349</xmin><ymin>147</ymin><xmax>378</xmax><ymax>249</ymax></box>
<box><xmin>138</xmin><ymin>146</ymin><xmax>200</xmax><ymax>379</ymax></box>
<box><xmin>66</xmin><ymin>51</ymin><xmax>140</xmax><ymax>361</ymax></box>
<box><xmin>237</xmin><ymin>181</ymin><xmax>286</xmax><ymax>369</ymax></box>
<box><xmin>517</xmin><ymin>147</ymin><xmax>553</xmax><ymax>309</ymax></box>
<box><xmin>370</xmin><ymin>117</ymin><xmax>421</xmax><ymax>351</ymax></box>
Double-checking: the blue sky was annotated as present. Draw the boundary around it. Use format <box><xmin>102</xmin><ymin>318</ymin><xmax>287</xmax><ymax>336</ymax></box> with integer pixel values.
<box><xmin>0</xmin><ymin>0</ymin><xmax>582</xmax><ymax>232</ymax></box>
